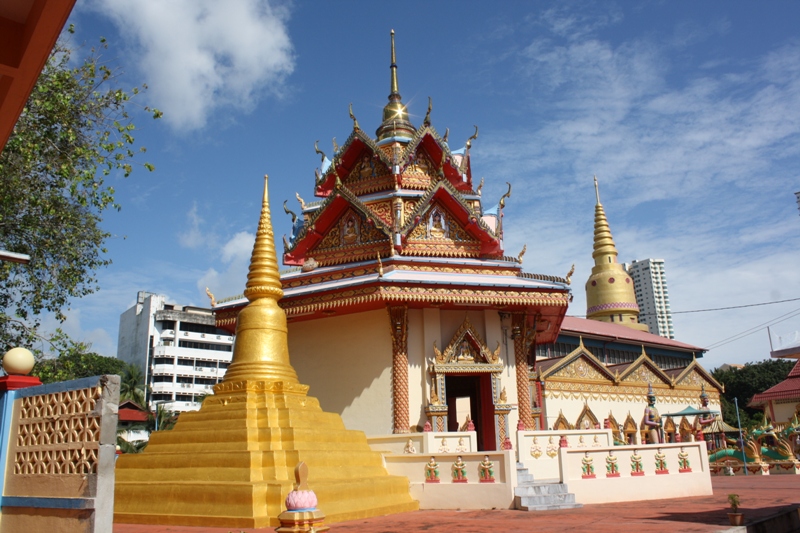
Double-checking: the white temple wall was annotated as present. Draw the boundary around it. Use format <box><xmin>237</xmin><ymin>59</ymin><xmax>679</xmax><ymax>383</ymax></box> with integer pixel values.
<box><xmin>407</xmin><ymin>308</ymin><xmax>427</xmax><ymax>431</ymax></box>
<box><xmin>288</xmin><ymin>309</ymin><xmax>393</xmax><ymax>435</ymax></box>
<box><xmin>770</xmin><ymin>400</ymin><xmax>797</xmax><ymax>424</ymax></box>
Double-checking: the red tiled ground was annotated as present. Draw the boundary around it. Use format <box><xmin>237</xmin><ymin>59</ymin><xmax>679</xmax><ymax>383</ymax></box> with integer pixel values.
<box><xmin>114</xmin><ymin>475</ymin><xmax>800</xmax><ymax>533</ymax></box>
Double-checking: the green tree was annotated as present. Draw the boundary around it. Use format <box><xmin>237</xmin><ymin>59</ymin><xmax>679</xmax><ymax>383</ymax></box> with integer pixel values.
<box><xmin>120</xmin><ymin>362</ymin><xmax>146</xmax><ymax>406</ymax></box>
<box><xmin>0</xmin><ymin>29</ymin><xmax>160</xmax><ymax>351</ymax></box>
<box><xmin>712</xmin><ymin>359</ymin><xmax>794</xmax><ymax>429</ymax></box>
<box><xmin>30</xmin><ymin>330</ymin><xmax>126</xmax><ymax>384</ymax></box>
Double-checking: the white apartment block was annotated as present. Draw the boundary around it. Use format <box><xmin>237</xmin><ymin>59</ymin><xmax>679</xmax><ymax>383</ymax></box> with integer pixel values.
<box><xmin>624</xmin><ymin>259</ymin><xmax>675</xmax><ymax>339</ymax></box>
<box><xmin>117</xmin><ymin>291</ymin><xmax>233</xmax><ymax>412</ymax></box>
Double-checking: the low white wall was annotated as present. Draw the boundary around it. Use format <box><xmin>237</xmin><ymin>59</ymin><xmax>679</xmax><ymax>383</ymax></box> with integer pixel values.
<box><xmin>383</xmin><ymin>451</ymin><xmax>517</xmax><ymax>510</ymax></box>
<box><xmin>366</xmin><ymin>431</ymin><xmax>477</xmax><ymax>456</ymax></box>
<box><xmin>517</xmin><ymin>429</ymin><xmax>613</xmax><ymax>482</ymax></box>
<box><xmin>560</xmin><ymin>442</ymin><xmax>712</xmax><ymax>504</ymax></box>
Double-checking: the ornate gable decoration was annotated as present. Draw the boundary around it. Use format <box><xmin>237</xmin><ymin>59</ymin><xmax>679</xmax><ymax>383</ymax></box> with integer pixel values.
<box><xmin>675</xmin><ymin>368</ymin><xmax>713</xmax><ymax>389</ymax></box>
<box><xmin>621</xmin><ymin>364</ymin><xmax>670</xmax><ymax>386</ymax></box>
<box><xmin>617</xmin><ymin>349</ymin><xmax>673</xmax><ymax>387</ymax></box>
<box><xmin>432</xmin><ymin>315</ymin><xmax>501</xmax><ymax>371</ymax></box>
<box><xmin>550</xmin><ymin>356</ymin><xmax>611</xmax><ymax>382</ymax></box>
<box><xmin>540</xmin><ymin>341</ymin><xmax>616</xmax><ymax>383</ymax></box>
<box><xmin>343</xmin><ymin>149</ymin><xmax>393</xmax><ymax>196</ymax></box>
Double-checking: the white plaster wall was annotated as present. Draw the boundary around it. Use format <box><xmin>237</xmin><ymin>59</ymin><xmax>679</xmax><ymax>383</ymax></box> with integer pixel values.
<box><xmin>560</xmin><ymin>442</ymin><xmax>712</xmax><ymax>504</ymax></box>
<box><xmin>288</xmin><ymin>309</ymin><xmax>393</xmax><ymax>435</ymax></box>
<box><xmin>407</xmin><ymin>308</ymin><xmax>427</xmax><ymax>431</ymax></box>
<box><xmin>771</xmin><ymin>401</ymin><xmax>797</xmax><ymax>424</ymax></box>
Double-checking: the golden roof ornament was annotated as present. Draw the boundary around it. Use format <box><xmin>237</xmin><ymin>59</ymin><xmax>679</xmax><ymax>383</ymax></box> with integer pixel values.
<box><xmin>349</xmin><ymin>103</ymin><xmax>360</xmax><ymax>130</ymax></box>
<box><xmin>295</xmin><ymin>192</ymin><xmax>306</xmax><ymax>210</ymax></box>
<box><xmin>517</xmin><ymin>244</ymin><xmax>527</xmax><ymax>265</ymax></box>
<box><xmin>205</xmin><ymin>287</ymin><xmax>216</xmax><ymax>308</ymax></box>
<box><xmin>465</xmin><ymin>125</ymin><xmax>479</xmax><ymax>150</ymax></box>
<box><xmin>283</xmin><ymin>200</ymin><xmax>297</xmax><ymax>223</ymax></box>
<box><xmin>332</xmin><ymin>137</ymin><xmax>339</xmax><ymax>154</ymax></box>
<box><xmin>443</xmin><ymin>127</ymin><xmax>449</xmax><ymax>143</ymax></box>
<box><xmin>499</xmin><ymin>182</ymin><xmax>512</xmax><ymax>208</ymax></box>
<box><xmin>565</xmin><ymin>263</ymin><xmax>575</xmax><ymax>285</ymax></box>
<box><xmin>376</xmin><ymin>30</ymin><xmax>415</xmax><ymax>140</ymax></box>
<box><xmin>314</xmin><ymin>140</ymin><xmax>326</xmax><ymax>162</ymax></box>
<box><xmin>423</xmin><ymin>97</ymin><xmax>432</xmax><ymax>126</ymax></box>
<box><xmin>476</xmin><ymin>177</ymin><xmax>484</xmax><ymax>196</ymax></box>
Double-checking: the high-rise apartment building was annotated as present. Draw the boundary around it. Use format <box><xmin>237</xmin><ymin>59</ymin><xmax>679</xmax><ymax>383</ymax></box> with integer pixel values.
<box><xmin>624</xmin><ymin>259</ymin><xmax>675</xmax><ymax>339</ymax></box>
<box><xmin>117</xmin><ymin>291</ymin><xmax>234</xmax><ymax>412</ymax></box>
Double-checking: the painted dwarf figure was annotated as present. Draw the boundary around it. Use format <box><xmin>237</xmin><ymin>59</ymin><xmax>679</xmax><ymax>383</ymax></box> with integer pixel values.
<box><xmin>631</xmin><ymin>449</ymin><xmax>644</xmax><ymax>475</ymax></box>
<box><xmin>581</xmin><ymin>451</ymin><xmax>595</xmax><ymax>478</ymax></box>
<box><xmin>478</xmin><ymin>455</ymin><xmax>495</xmax><ymax>482</ymax></box>
<box><xmin>451</xmin><ymin>456</ymin><xmax>468</xmax><ymax>482</ymax></box>
<box><xmin>643</xmin><ymin>383</ymin><xmax>662</xmax><ymax>444</ymax></box>
<box><xmin>655</xmin><ymin>448</ymin><xmax>668</xmax><ymax>472</ymax></box>
<box><xmin>424</xmin><ymin>457</ymin><xmax>440</xmax><ymax>483</ymax></box>
<box><xmin>606</xmin><ymin>452</ymin><xmax>619</xmax><ymax>476</ymax></box>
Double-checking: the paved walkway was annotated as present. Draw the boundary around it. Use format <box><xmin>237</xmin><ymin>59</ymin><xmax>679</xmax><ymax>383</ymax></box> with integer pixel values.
<box><xmin>114</xmin><ymin>475</ymin><xmax>800</xmax><ymax>533</ymax></box>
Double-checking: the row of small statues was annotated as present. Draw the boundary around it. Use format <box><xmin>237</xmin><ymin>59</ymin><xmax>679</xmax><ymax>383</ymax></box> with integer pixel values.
<box><xmin>424</xmin><ymin>455</ymin><xmax>495</xmax><ymax>483</ymax></box>
<box><xmin>404</xmin><ymin>437</ymin><xmax>471</xmax><ymax>454</ymax></box>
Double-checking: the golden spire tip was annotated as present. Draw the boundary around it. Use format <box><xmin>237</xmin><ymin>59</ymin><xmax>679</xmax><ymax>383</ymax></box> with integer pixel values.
<box><xmin>594</xmin><ymin>175</ymin><xmax>601</xmax><ymax>205</ymax></box>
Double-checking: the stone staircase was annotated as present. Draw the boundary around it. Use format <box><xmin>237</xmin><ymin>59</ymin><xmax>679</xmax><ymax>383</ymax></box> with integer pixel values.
<box><xmin>514</xmin><ymin>463</ymin><xmax>583</xmax><ymax>511</ymax></box>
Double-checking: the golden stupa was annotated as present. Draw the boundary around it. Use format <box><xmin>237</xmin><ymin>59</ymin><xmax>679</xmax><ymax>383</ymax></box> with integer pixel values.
<box><xmin>114</xmin><ymin>176</ymin><xmax>418</xmax><ymax>528</ymax></box>
<box><xmin>585</xmin><ymin>176</ymin><xmax>649</xmax><ymax>332</ymax></box>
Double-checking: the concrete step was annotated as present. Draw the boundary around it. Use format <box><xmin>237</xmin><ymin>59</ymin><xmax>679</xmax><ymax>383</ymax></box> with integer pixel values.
<box><xmin>515</xmin><ymin>483</ymin><xmax>568</xmax><ymax>497</ymax></box>
<box><xmin>516</xmin><ymin>491</ymin><xmax>576</xmax><ymax>506</ymax></box>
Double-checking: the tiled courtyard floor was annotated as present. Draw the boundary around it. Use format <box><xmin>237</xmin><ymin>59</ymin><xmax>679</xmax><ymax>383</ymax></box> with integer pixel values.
<box><xmin>114</xmin><ymin>474</ymin><xmax>800</xmax><ymax>532</ymax></box>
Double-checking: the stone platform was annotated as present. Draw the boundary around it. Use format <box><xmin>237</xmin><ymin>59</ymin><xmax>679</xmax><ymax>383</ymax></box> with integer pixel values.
<box><xmin>114</xmin><ymin>475</ymin><xmax>800</xmax><ymax>532</ymax></box>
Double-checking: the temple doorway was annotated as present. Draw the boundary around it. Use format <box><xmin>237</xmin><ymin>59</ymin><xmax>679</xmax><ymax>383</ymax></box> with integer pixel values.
<box><xmin>445</xmin><ymin>374</ymin><xmax>496</xmax><ymax>450</ymax></box>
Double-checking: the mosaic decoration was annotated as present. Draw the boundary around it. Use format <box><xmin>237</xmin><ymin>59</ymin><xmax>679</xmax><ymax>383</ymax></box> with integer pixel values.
<box><xmin>15</xmin><ymin>385</ymin><xmax>103</xmax><ymax>475</ymax></box>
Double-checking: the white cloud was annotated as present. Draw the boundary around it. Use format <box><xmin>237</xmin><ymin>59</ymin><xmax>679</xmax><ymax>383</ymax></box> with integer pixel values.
<box><xmin>92</xmin><ymin>0</ymin><xmax>295</xmax><ymax>130</ymax></box>
<box><xmin>178</xmin><ymin>202</ymin><xmax>217</xmax><ymax>250</ymax></box>
<box><xmin>479</xmin><ymin>22</ymin><xmax>800</xmax><ymax>368</ymax></box>
<box><xmin>198</xmin><ymin>231</ymin><xmax>255</xmax><ymax>302</ymax></box>
<box><xmin>39</xmin><ymin>309</ymin><xmax>116</xmax><ymax>358</ymax></box>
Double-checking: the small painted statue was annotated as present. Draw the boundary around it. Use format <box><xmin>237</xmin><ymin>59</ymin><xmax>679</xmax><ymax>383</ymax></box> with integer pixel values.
<box><xmin>438</xmin><ymin>437</ymin><xmax>450</xmax><ymax>453</ymax></box>
<box><xmin>424</xmin><ymin>457</ymin><xmax>440</xmax><ymax>483</ymax></box>
<box><xmin>530</xmin><ymin>436</ymin><xmax>543</xmax><ymax>459</ymax></box>
<box><xmin>403</xmin><ymin>439</ymin><xmax>417</xmax><ymax>454</ymax></box>
<box><xmin>606</xmin><ymin>452</ymin><xmax>619</xmax><ymax>475</ymax></box>
<box><xmin>581</xmin><ymin>451</ymin><xmax>595</xmax><ymax>477</ymax></box>
<box><xmin>631</xmin><ymin>450</ymin><xmax>644</xmax><ymax>474</ymax></box>
<box><xmin>643</xmin><ymin>384</ymin><xmax>662</xmax><ymax>444</ymax></box>
<box><xmin>678</xmin><ymin>447</ymin><xmax>691</xmax><ymax>471</ymax></box>
<box><xmin>478</xmin><ymin>455</ymin><xmax>495</xmax><ymax>482</ymax></box>
<box><xmin>452</xmin><ymin>456</ymin><xmax>468</xmax><ymax>482</ymax></box>
<box><xmin>455</xmin><ymin>437</ymin><xmax>468</xmax><ymax>453</ymax></box>
<box><xmin>655</xmin><ymin>448</ymin><xmax>668</xmax><ymax>472</ymax></box>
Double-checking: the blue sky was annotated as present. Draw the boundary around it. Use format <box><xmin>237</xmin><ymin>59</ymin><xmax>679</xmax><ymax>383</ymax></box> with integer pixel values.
<box><xmin>49</xmin><ymin>1</ymin><xmax>800</xmax><ymax>370</ymax></box>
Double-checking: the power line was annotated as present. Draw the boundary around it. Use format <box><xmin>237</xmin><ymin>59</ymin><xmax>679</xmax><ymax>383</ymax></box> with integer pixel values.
<box><xmin>705</xmin><ymin>307</ymin><xmax>800</xmax><ymax>351</ymax></box>
<box><xmin>568</xmin><ymin>296</ymin><xmax>800</xmax><ymax>319</ymax></box>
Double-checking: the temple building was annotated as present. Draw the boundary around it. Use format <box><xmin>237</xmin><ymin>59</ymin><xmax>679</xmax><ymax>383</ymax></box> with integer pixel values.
<box><xmin>213</xmin><ymin>32</ymin><xmax>721</xmax><ymax>450</ymax></box>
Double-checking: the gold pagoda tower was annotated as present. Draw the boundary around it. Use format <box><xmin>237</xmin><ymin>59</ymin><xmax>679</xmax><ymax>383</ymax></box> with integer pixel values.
<box><xmin>585</xmin><ymin>177</ymin><xmax>649</xmax><ymax>332</ymax></box>
<box><xmin>113</xmin><ymin>177</ymin><xmax>417</xmax><ymax>528</ymax></box>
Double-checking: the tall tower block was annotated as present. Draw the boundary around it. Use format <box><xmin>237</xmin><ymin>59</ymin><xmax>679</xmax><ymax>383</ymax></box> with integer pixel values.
<box><xmin>113</xmin><ymin>177</ymin><xmax>417</xmax><ymax>528</ymax></box>
<box><xmin>585</xmin><ymin>177</ymin><xmax>649</xmax><ymax>332</ymax></box>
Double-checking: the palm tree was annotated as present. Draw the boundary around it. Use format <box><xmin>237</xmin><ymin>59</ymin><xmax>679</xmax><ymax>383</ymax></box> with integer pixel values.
<box><xmin>120</xmin><ymin>363</ymin><xmax>146</xmax><ymax>406</ymax></box>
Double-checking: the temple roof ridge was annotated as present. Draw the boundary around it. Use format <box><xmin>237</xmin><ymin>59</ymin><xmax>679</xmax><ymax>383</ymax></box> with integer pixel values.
<box><xmin>399</xmin><ymin>178</ymin><xmax>493</xmax><ymax>238</ymax></box>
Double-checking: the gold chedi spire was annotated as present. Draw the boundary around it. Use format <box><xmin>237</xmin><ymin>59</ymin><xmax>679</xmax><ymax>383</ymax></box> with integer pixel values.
<box><xmin>114</xmin><ymin>176</ymin><xmax>417</xmax><ymax>528</ymax></box>
<box><xmin>376</xmin><ymin>30</ymin><xmax>415</xmax><ymax>140</ymax></box>
<box><xmin>585</xmin><ymin>176</ymin><xmax>649</xmax><ymax>332</ymax></box>
<box><xmin>223</xmin><ymin>175</ymin><xmax>298</xmax><ymax>384</ymax></box>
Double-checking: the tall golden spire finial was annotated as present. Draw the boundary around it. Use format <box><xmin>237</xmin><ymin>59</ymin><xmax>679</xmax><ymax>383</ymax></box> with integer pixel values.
<box><xmin>223</xmin><ymin>174</ymin><xmax>299</xmax><ymax>384</ymax></box>
<box><xmin>390</xmin><ymin>29</ymin><xmax>399</xmax><ymax>95</ymax></box>
<box><xmin>243</xmin><ymin>175</ymin><xmax>284</xmax><ymax>303</ymax></box>
<box><xmin>377</xmin><ymin>30</ymin><xmax>415</xmax><ymax>140</ymax></box>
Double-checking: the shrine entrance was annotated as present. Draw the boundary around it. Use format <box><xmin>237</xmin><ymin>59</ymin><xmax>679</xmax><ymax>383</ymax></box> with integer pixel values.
<box><xmin>445</xmin><ymin>374</ymin><xmax>496</xmax><ymax>451</ymax></box>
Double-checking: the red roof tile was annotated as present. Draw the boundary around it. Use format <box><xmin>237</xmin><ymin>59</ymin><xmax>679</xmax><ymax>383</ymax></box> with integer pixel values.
<box><xmin>749</xmin><ymin>362</ymin><xmax>800</xmax><ymax>406</ymax></box>
<box><xmin>560</xmin><ymin>317</ymin><xmax>703</xmax><ymax>352</ymax></box>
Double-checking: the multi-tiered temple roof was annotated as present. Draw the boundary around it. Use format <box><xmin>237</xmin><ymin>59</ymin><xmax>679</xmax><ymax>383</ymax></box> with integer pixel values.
<box><xmin>216</xmin><ymin>31</ymin><xmax>572</xmax><ymax>341</ymax></box>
